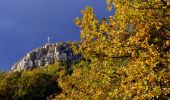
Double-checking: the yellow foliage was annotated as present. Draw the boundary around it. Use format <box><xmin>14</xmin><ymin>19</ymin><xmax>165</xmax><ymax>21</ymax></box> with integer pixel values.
<box><xmin>59</xmin><ymin>0</ymin><xmax>170</xmax><ymax>99</ymax></box>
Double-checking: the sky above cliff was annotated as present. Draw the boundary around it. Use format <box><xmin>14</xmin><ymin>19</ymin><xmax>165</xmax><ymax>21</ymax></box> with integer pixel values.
<box><xmin>0</xmin><ymin>0</ymin><xmax>114</xmax><ymax>70</ymax></box>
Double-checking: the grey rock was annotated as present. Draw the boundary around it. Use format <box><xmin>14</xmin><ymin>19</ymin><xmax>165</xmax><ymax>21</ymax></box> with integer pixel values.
<box><xmin>11</xmin><ymin>42</ymin><xmax>80</xmax><ymax>71</ymax></box>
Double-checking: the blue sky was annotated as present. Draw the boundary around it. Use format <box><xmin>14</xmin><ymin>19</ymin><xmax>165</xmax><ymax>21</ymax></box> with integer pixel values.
<box><xmin>0</xmin><ymin>0</ymin><xmax>114</xmax><ymax>70</ymax></box>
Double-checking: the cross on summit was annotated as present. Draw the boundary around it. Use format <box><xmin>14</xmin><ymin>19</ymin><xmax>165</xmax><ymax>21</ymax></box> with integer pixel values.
<box><xmin>47</xmin><ymin>36</ymin><xmax>50</xmax><ymax>45</ymax></box>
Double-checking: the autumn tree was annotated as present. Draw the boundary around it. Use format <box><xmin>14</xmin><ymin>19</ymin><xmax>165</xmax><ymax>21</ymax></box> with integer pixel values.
<box><xmin>56</xmin><ymin>0</ymin><xmax>170</xmax><ymax>99</ymax></box>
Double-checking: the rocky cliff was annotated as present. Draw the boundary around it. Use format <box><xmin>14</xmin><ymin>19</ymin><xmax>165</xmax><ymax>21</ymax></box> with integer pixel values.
<box><xmin>11</xmin><ymin>42</ymin><xmax>80</xmax><ymax>71</ymax></box>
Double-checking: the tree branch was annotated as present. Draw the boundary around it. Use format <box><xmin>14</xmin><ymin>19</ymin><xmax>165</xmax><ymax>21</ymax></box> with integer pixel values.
<box><xmin>93</xmin><ymin>51</ymin><xmax>131</xmax><ymax>59</ymax></box>
<box><xmin>160</xmin><ymin>0</ymin><xmax>167</xmax><ymax>6</ymax></box>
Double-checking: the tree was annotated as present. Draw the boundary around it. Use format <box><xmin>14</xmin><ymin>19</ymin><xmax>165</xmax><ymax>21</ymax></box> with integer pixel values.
<box><xmin>57</xmin><ymin>0</ymin><xmax>170</xmax><ymax>99</ymax></box>
<box><xmin>0</xmin><ymin>68</ymin><xmax>61</xmax><ymax>100</ymax></box>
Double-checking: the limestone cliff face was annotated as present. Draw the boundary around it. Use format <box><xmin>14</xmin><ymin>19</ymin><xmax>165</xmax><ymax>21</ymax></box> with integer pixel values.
<box><xmin>11</xmin><ymin>42</ymin><xmax>80</xmax><ymax>71</ymax></box>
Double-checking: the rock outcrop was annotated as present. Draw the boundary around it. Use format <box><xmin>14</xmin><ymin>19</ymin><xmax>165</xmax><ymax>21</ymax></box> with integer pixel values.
<box><xmin>11</xmin><ymin>42</ymin><xmax>80</xmax><ymax>71</ymax></box>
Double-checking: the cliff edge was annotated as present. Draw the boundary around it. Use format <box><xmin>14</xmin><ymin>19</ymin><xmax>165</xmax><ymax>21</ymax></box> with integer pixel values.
<box><xmin>11</xmin><ymin>42</ymin><xmax>80</xmax><ymax>71</ymax></box>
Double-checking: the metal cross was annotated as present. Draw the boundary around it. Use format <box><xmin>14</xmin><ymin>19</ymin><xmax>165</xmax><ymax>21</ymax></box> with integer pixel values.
<box><xmin>47</xmin><ymin>36</ymin><xmax>50</xmax><ymax>44</ymax></box>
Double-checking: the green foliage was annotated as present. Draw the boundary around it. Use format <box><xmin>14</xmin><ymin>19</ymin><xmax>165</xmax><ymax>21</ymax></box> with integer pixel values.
<box><xmin>0</xmin><ymin>72</ymin><xmax>5</xmax><ymax>80</ymax></box>
<box><xmin>16</xmin><ymin>70</ymin><xmax>59</xmax><ymax>99</ymax></box>
<box><xmin>55</xmin><ymin>58</ymin><xmax>130</xmax><ymax>99</ymax></box>
<box><xmin>0</xmin><ymin>63</ymin><xmax>65</xmax><ymax>100</ymax></box>
<box><xmin>0</xmin><ymin>44</ymin><xmax>76</xmax><ymax>99</ymax></box>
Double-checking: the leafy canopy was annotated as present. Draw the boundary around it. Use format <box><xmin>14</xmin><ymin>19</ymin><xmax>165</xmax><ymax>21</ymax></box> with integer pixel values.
<box><xmin>59</xmin><ymin>0</ymin><xmax>170</xmax><ymax>99</ymax></box>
